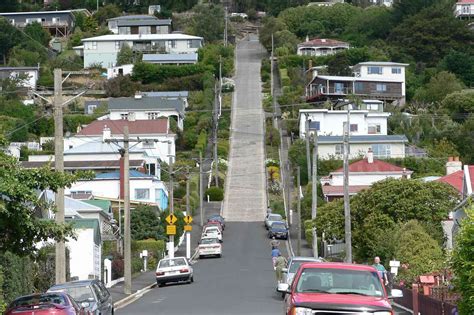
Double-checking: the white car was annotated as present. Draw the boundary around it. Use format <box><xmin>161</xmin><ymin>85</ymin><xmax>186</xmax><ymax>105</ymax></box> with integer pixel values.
<box><xmin>198</xmin><ymin>237</ymin><xmax>222</xmax><ymax>258</ymax></box>
<box><xmin>155</xmin><ymin>257</ymin><xmax>193</xmax><ymax>287</ymax></box>
<box><xmin>201</xmin><ymin>226</ymin><xmax>223</xmax><ymax>242</ymax></box>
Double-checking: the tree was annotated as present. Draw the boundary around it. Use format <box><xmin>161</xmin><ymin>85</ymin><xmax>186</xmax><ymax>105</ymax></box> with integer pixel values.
<box><xmin>116</xmin><ymin>44</ymin><xmax>133</xmax><ymax>66</ymax></box>
<box><xmin>274</xmin><ymin>30</ymin><xmax>299</xmax><ymax>54</ymax></box>
<box><xmin>0</xmin><ymin>18</ymin><xmax>23</xmax><ymax>64</ymax></box>
<box><xmin>439</xmin><ymin>50</ymin><xmax>474</xmax><ymax>87</ymax></box>
<box><xmin>24</xmin><ymin>22</ymin><xmax>51</xmax><ymax>47</ymax></box>
<box><xmin>395</xmin><ymin>220</ymin><xmax>445</xmax><ymax>285</ymax></box>
<box><xmin>130</xmin><ymin>205</ymin><xmax>164</xmax><ymax>240</ymax></box>
<box><xmin>392</xmin><ymin>0</ymin><xmax>439</xmax><ymax>21</ymax></box>
<box><xmin>259</xmin><ymin>16</ymin><xmax>286</xmax><ymax>51</ymax></box>
<box><xmin>190</xmin><ymin>4</ymin><xmax>225</xmax><ymax>43</ymax></box>
<box><xmin>0</xmin><ymin>0</ymin><xmax>18</xmax><ymax>12</ymax></box>
<box><xmin>451</xmin><ymin>204</ymin><xmax>474</xmax><ymax>314</ymax></box>
<box><xmin>93</xmin><ymin>4</ymin><xmax>121</xmax><ymax>25</ymax></box>
<box><xmin>426</xmin><ymin>138</ymin><xmax>460</xmax><ymax>159</ymax></box>
<box><xmin>414</xmin><ymin>71</ymin><xmax>464</xmax><ymax>103</ymax></box>
<box><xmin>327</xmin><ymin>53</ymin><xmax>351</xmax><ymax>76</ymax></box>
<box><xmin>105</xmin><ymin>75</ymin><xmax>138</xmax><ymax>97</ymax></box>
<box><xmin>0</xmin><ymin>150</ymin><xmax>86</xmax><ymax>255</ymax></box>
<box><xmin>343</xmin><ymin>6</ymin><xmax>393</xmax><ymax>46</ymax></box>
<box><xmin>441</xmin><ymin>90</ymin><xmax>474</xmax><ymax>122</ymax></box>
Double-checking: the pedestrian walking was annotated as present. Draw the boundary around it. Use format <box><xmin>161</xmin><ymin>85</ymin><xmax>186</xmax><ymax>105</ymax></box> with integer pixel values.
<box><xmin>270</xmin><ymin>236</ymin><xmax>280</xmax><ymax>249</ymax></box>
<box><xmin>271</xmin><ymin>247</ymin><xmax>280</xmax><ymax>269</ymax></box>
<box><xmin>372</xmin><ymin>256</ymin><xmax>389</xmax><ymax>286</ymax></box>
<box><xmin>275</xmin><ymin>253</ymin><xmax>288</xmax><ymax>284</ymax></box>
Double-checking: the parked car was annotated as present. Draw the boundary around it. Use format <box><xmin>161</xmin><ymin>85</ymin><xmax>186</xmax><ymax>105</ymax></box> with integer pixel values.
<box><xmin>155</xmin><ymin>257</ymin><xmax>194</xmax><ymax>287</ymax></box>
<box><xmin>198</xmin><ymin>237</ymin><xmax>222</xmax><ymax>258</ymax></box>
<box><xmin>268</xmin><ymin>221</ymin><xmax>289</xmax><ymax>239</ymax></box>
<box><xmin>5</xmin><ymin>292</ymin><xmax>88</xmax><ymax>315</ymax></box>
<box><xmin>48</xmin><ymin>279</ymin><xmax>113</xmax><ymax>315</ymax></box>
<box><xmin>207</xmin><ymin>214</ymin><xmax>225</xmax><ymax>229</ymax></box>
<box><xmin>204</xmin><ymin>221</ymin><xmax>224</xmax><ymax>233</ymax></box>
<box><xmin>265</xmin><ymin>213</ymin><xmax>283</xmax><ymax>229</ymax></box>
<box><xmin>280</xmin><ymin>256</ymin><xmax>323</xmax><ymax>296</ymax></box>
<box><xmin>278</xmin><ymin>262</ymin><xmax>403</xmax><ymax>314</ymax></box>
<box><xmin>202</xmin><ymin>225</ymin><xmax>223</xmax><ymax>242</ymax></box>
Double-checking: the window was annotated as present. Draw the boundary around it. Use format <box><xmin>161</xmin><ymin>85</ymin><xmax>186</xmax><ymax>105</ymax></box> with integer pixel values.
<box><xmin>142</xmin><ymin>140</ymin><xmax>155</xmax><ymax>148</ymax></box>
<box><xmin>187</xmin><ymin>40</ymin><xmax>192</xmax><ymax>48</ymax></box>
<box><xmin>368</xmin><ymin>124</ymin><xmax>381</xmax><ymax>134</ymax></box>
<box><xmin>87</xmin><ymin>105</ymin><xmax>97</xmax><ymax>114</ymax></box>
<box><xmin>366</xmin><ymin>103</ymin><xmax>381</xmax><ymax>111</ymax></box>
<box><xmin>135</xmin><ymin>188</ymin><xmax>150</xmax><ymax>200</ymax></box>
<box><xmin>89</xmin><ymin>41</ymin><xmax>97</xmax><ymax>50</ymax></box>
<box><xmin>147</xmin><ymin>112</ymin><xmax>160</xmax><ymax>120</ymax></box>
<box><xmin>115</xmin><ymin>41</ymin><xmax>121</xmax><ymax>50</ymax></box>
<box><xmin>109</xmin><ymin>21</ymin><xmax>117</xmax><ymax>29</ymax></box>
<box><xmin>169</xmin><ymin>40</ymin><xmax>176</xmax><ymax>48</ymax></box>
<box><xmin>139</xmin><ymin>26</ymin><xmax>151</xmax><ymax>34</ymax></box>
<box><xmin>376</xmin><ymin>83</ymin><xmax>387</xmax><ymax>92</ymax></box>
<box><xmin>367</xmin><ymin>66</ymin><xmax>383</xmax><ymax>75</ymax></box>
<box><xmin>354</xmin><ymin>82</ymin><xmax>364</xmax><ymax>92</ymax></box>
<box><xmin>120</xmin><ymin>113</ymin><xmax>129</xmax><ymax>120</ymax></box>
<box><xmin>462</xmin><ymin>5</ymin><xmax>470</xmax><ymax>13</ymax></box>
<box><xmin>9</xmin><ymin>19</ymin><xmax>14</xmax><ymax>25</ymax></box>
<box><xmin>372</xmin><ymin>144</ymin><xmax>391</xmax><ymax>158</ymax></box>
<box><xmin>335</xmin><ymin>144</ymin><xmax>344</xmax><ymax>155</ymax></box>
<box><xmin>343</xmin><ymin>122</ymin><xmax>358</xmax><ymax>132</ymax></box>
<box><xmin>308</xmin><ymin>121</ymin><xmax>320</xmax><ymax>131</ymax></box>
<box><xmin>334</xmin><ymin>82</ymin><xmax>345</xmax><ymax>94</ymax></box>
<box><xmin>392</xmin><ymin>67</ymin><xmax>401</xmax><ymax>74</ymax></box>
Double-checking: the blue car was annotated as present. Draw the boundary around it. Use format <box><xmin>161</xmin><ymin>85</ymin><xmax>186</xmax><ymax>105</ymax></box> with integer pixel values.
<box><xmin>268</xmin><ymin>221</ymin><xmax>288</xmax><ymax>239</ymax></box>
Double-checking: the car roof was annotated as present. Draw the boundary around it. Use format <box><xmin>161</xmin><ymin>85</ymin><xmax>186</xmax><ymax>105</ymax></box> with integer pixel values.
<box><xmin>298</xmin><ymin>262</ymin><xmax>377</xmax><ymax>272</ymax></box>
<box><xmin>290</xmin><ymin>256</ymin><xmax>321</xmax><ymax>262</ymax></box>
<box><xmin>49</xmin><ymin>279</ymin><xmax>98</xmax><ymax>289</ymax></box>
<box><xmin>160</xmin><ymin>256</ymin><xmax>187</xmax><ymax>261</ymax></box>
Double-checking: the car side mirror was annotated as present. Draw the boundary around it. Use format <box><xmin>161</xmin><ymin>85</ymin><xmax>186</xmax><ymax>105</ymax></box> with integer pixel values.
<box><xmin>277</xmin><ymin>283</ymin><xmax>290</xmax><ymax>294</ymax></box>
<box><xmin>80</xmin><ymin>301</ymin><xmax>90</xmax><ymax>308</ymax></box>
<box><xmin>388</xmin><ymin>289</ymin><xmax>403</xmax><ymax>299</ymax></box>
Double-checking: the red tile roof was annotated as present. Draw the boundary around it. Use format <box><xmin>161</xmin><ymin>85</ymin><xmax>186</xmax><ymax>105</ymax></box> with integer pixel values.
<box><xmin>77</xmin><ymin>119</ymin><xmax>168</xmax><ymax>136</ymax></box>
<box><xmin>322</xmin><ymin>185</ymin><xmax>370</xmax><ymax>196</ymax></box>
<box><xmin>334</xmin><ymin>159</ymin><xmax>409</xmax><ymax>173</ymax></box>
<box><xmin>437</xmin><ymin>166</ymin><xmax>474</xmax><ymax>194</ymax></box>
<box><xmin>457</xmin><ymin>0</ymin><xmax>474</xmax><ymax>3</ymax></box>
<box><xmin>299</xmin><ymin>38</ymin><xmax>349</xmax><ymax>47</ymax></box>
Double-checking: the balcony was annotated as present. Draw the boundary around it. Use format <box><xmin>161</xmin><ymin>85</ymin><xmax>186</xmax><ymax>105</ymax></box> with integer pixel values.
<box><xmin>15</xmin><ymin>21</ymin><xmax>69</xmax><ymax>28</ymax></box>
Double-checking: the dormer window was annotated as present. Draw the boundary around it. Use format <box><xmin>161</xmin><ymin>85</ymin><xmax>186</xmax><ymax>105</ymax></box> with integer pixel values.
<box><xmin>367</xmin><ymin>66</ymin><xmax>383</xmax><ymax>75</ymax></box>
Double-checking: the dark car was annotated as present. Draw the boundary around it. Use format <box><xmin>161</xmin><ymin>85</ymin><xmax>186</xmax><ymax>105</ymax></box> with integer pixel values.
<box><xmin>48</xmin><ymin>279</ymin><xmax>113</xmax><ymax>315</ymax></box>
<box><xmin>5</xmin><ymin>292</ymin><xmax>87</xmax><ymax>315</ymax></box>
<box><xmin>207</xmin><ymin>214</ymin><xmax>225</xmax><ymax>229</ymax></box>
<box><xmin>268</xmin><ymin>221</ymin><xmax>289</xmax><ymax>239</ymax></box>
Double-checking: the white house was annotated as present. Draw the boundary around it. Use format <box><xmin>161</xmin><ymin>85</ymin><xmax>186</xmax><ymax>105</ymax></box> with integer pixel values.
<box><xmin>297</xmin><ymin>38</ymin><xmax>349</xmax><ymax>57</ymax></box>
<box><xmin>320</xmin><ymin>150</ymin><xmax>412</xmax><ymax>201</ymax></box>
<box><xmin>107</xmin><ymin>64</ymin><xmax>134</xmax><ymax>79</ymax></box>
<box><xmin>66</xmin><ymin>170</ymin><xmax>169</xmax><ymax>211</ymax></box>
<box><xmin>454</xmin><ymin>0</ymin><xmax>474</xmax><ymax>19</ymax></box>
<box><xmin>0</xmin><ymin>66</ymin><xmax>40</xmax><ymax>89</ymax></box>
<box><xmin>298</xmin><ymin>109</ymin><xmax>391</xmax><ymax>138</ymax></box>
<box><xmin>142</xmin><ymin>53</ymin><xmax>198</xmax><ymax>65</ymax></box>
<box><xmin>107</xmin><ymin>15</ymin><xmax>171</xmax><ymax>35</ymax></box>
<box><xmin>81</xmin><ymin>33</ymin><xmax>203</xmax><ymax>68</ymax></box>
<box><xmin>306</xmin><ymin>61</ymin><xmax>408</xmax><ymax>105</ymax></box>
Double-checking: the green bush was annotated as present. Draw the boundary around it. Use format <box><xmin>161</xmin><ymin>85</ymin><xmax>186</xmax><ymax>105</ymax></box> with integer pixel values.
<box><xmin>205</xmin><ymin>186</ymin><xmax>224</xmax><ymax>201</ymax></box>
<box><xmin>305</xmin><ymin>228</ymin><xmax>313</xmax><ymax>245</ymax></box>
<box><xmin>132</xmin><ymin>239</ymin><xmax>165</xmax><ymax>270</ymax></box>
<box><xmin>195</xmin><ymin>131</ymin><xmax>207</xmax><ymax>154</ymax></box>
<box><xmin>280</xmin><ymin>68</ymin><xmax>291</xmax><ymax>86</ymax></box>
<box><xmin>270</xmin><ymin>199</ymin><xmax>286</xmax><ymax>219</ymax></box>
<box><xmin>132</xmin><ymin>62</ymin><xmax>213</xmax><ymax>84</ymax></box>
<box><xmin>217</xmin><ymin>140</ymin><xmax>229</xmax><ymax>158</ymax></box>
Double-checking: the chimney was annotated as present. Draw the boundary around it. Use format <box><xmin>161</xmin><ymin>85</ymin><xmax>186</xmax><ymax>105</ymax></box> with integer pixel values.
<box><xmin>119</xmin><ymin>156</ymin><xmax>125</xmax><ymax>199</ymax></box>
<box><xmin>367</xmin><ymin>148</ymin><xmax>374</xmax><ymax>164</ymax></box>
<box><xmin>321</xmin><ymin>38</ymin><xmax>326</xmax><ymax>43</ymax></box>
<box><xmin>134</xmin><ymin>92</ymin><xmax>143</xmax><ymax>100</ymax></box>
<box><xmin>128</xmin><ymin>112</ymin><xmax>135</xmax><ymax>121</ymax></box>
<box><xmin>402</xmin><ymin>167</ymin><xmax>407</xmax><ymax>179</ymax></box>
<box><xmin>305</xmin><ymin>35</ymin><xmax>309</xmax><ymax>42</ymax></box>
<box><xmin>446</xmin><ymin>156</ymin><xmax>462</xmax><ymax>175</ymax></box>
<box><xmin>102</xmin><ymin>125</ymin><xmax>111</xmax><ymax>142</ymax></box>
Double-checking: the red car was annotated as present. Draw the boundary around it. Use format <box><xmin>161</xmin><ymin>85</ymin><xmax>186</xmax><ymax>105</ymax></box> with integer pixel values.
<box><xmin>204</xmin><ymin>221</ymin><xmax>223</xmax><ymax>232</ymax></box>
<box><xmin>5</xmin><ymin>292</ymin><xmax>88</xmax><ymax>315</ymax></box>
<box><xmin>278</xmin><ymin>262</ymin><xmax>403</xmax><ymax>315</ymax></box>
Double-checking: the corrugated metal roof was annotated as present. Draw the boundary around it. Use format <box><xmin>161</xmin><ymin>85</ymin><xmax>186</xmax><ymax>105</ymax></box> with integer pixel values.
<box><xmin>21</xmin><ymin>160</ymin><xmax>145</xmax><ymax>169</ymax></box>
<box><xmin>64</xmin><ymin>141</ymin><xmax>145</xmax><ymax>154</ymax></box>
<box><xmin>142</xmin><ymin>53</ymin><xmax>198</xmax><ymax>62</ymax></box>
<box><xmin>143</xmin><ymin>91</ymin><xmax>188</xmax><ymax>97</ymax></box>
<box><xmin>77</xmin><ymin>119</ymin><xmax>169</xmax><ymax>136</ymax></box>
<box><xmin>318</xmin><ymin>135</ymin><xmax>408</xmax><ymax>143</ymax></box>
<box><xmin>298</xmin><ymin>38</ymin><xmax>349</xmax><ymax>48</ymax></box>
<box><xmin>108</xmin><ymin>96</ymin><xmax>185</xmax><ymax>112</ymax></box>
<box><xmin>108</xmin><ymin>15</ymin><xmax>158</xmax><ymax>21</ymax></box>
<box><xmin>81</xmin><ymin>200</ymin><xmax>111</xmax><ymax>212</ymax></box>
<box><xmin>82</xmin><ymin>33</ymin><xmax>202</xmax><ymax>42</ymax></box>
<box><xmin>333</xmin><ymin>159</ymin><xmax>411</xmax><ymax>173</ymax></box>
<box><xmin>69</xmin><ymin>219</ymin><xmax>101</xmax><ymax>246</ymax></box>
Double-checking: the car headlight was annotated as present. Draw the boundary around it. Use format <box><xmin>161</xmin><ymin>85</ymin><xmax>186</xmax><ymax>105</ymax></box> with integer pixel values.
<box><xmin>292</xmin><ymin>307</ymin><xmax>313</xmax><ymax>315</ymax></box>
<box><xmin>373</xmin><ymin>312</ymin><xmax>392</xmax><ymax>315</ymax></box>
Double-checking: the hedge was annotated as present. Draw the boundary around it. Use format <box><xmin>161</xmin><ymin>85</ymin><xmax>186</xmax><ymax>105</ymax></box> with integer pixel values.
<box><xmin>205</xmin><ymin>186</ymin><xmax>224</xmax><ymax>201</ymax></box>
<box><xmin>132</xmin><ymin>62</ymin><xmax>214</xmax><ymax>84</ymax></box>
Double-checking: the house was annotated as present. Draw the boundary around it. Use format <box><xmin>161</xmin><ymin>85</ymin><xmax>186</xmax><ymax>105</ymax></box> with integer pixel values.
<box><xmin>316</xmin><ymin>135</ymin><xmax>408</xmax><ymax>159</ymax></box>
<box><xmin>0</xmin><ymin>9</ymin><xmax>90</xmax><ymax>37</ymax></box>
<box><xmin>107</xmin><ymin>15</ymin><xmax>171</xmax><ymax>35</ymax></box>
<box><xmin>307</xmin><ymin>0</ymin><xmax>345</xmax><ymax>6</ymax></box>
<box><xmin>298</xmin><ymin>109</ymin><xmax>391</xmax><ymax>138</ymax></box>
<box><xmin>103</xmin><ymin>93</ymin><xmax>186</xmax><ymax>130</ymax></box>
<box><xmin>321</xmin><ymin>150</ymin><xmax>412</xmax><ymax>201</ymax></box>
<box><xmin>66</xmin><ymin>170</ymin><xmax>169</xmax><ymax>211</ymax></box>
<box><xmin>368</xmin><ymin>0</ymin><xmax>393</xmax><ymax>6</ymax></box>
<box><xmin>84</xmin><ymin>100</ymin><xmax>104</xmax><ymax>115</ymax></box>
<box><xmin>297</xmin><ymin>38</ymin><xmax>349</xmax><ymax>57</ymax></box>
<box><xmin>142</xmin><ymin>53</ymin><xmax>198</xmax><ymax>65</ymax></box>
<box><xmin>81</xmin><ymin>33</ymin><xmax>203</xmax><ymax>68</ymax></box>
<box><xmin>0</xmin><ymin>66</ymin><xmax>40</xmax><ymax>89</ymax></box>
<box><xmin>107</xmin><ymin>64</ymin><xmax>134</xmax><ymax>79</ymax></box>
<box><xmin>454</xmin><ymin>0</ymin><xmax>474</xmax><ymax>19</ymax></box>
<box><xmin>306</xmin><ymin>61</ymin><xmax>408</xmax><ymax>105</ymax></box>
<box><xmin>149</xmin><ymin>5</ymin><xmax>161</xmax><ymax>15</ymax></box>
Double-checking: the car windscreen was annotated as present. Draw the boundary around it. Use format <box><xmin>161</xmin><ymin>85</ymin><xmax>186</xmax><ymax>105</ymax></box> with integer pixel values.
<box><xmin>201</xmin><ymin>238</ymin><xmax>219</xmax><ymax>244</ymax></box>
<box><xmin>269</xmin><ymin>215</ymin><xmax>282</xmax><ymax>221</ymax></box>
<box><xmin>271</xmin><ymin>223</ymin><xmax>286</xmax><ymax>230</ymax></box>
<box><xmin>10</xmin><ymin>294</ymin><xmax>68</xmax><ymax>308</ymax></box>
<box><xmin>52</xmin><ymin>286</ymin><xmax>95</xmax><ymax>302</ymax></box>
<box><xmin>295</xmin><ymin>268</ymin><xmax>384</xmax><ymax>297</ymax></box>
<box><xmin>159</xmin><ymin>258</ymin><xmax>187</xmax><ymax>268</ymax></box>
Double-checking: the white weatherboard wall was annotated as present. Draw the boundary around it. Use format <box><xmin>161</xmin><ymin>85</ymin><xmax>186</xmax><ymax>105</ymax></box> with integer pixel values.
<box><xmin>318</xmin><ymin>142</ymin><xmax>406</xmax><ymax>159</ymax></box>
<box><xmin>68</xmin><ymin>229</ymin><xmax>101</xmax><ymax>280</ymax></box>
<box><xmin>329</xmin><ymin>173</ymin><xmax>408</xmax><ymax>186</ymax></box>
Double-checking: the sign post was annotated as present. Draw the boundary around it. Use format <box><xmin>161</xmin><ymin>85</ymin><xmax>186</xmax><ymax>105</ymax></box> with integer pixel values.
<box><xmin>183</xmin><ymin>215</ymin><xmax>193</xmax><ymax>259</ymax></box>
<box><xmin>166</xmin><ymin>214</ymin><xmax>177</xmax><ymax>258</ymax></box>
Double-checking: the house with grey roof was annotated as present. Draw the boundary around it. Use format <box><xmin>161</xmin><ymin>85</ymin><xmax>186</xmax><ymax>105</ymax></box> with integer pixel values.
<box><xmin>107</xmin><ymin>15</ymin><xmax>172</xmax><ymax>35</ymax></box>
<box><xmin>105</xmin><ymin>93</ymin><xmax>187</xmax><ymax>130</ymax></box>
<box><xmin>142</xmin><ymin>53</ymin><xmax>198</xmax><ymax>65</ymax></box>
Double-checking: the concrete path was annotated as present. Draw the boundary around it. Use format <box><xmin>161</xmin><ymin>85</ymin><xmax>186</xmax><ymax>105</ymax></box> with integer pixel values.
<box><xmin>223</xmin><ymin>35</ymin><xmax>267</xmax><ymax>222</ymax></box>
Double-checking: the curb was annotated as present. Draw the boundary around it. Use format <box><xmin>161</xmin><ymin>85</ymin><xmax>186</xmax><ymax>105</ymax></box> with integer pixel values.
<box><xmin>114</xmin><ymin>282</ymin><xmax>157</xmax><ymax>310</ymax></box>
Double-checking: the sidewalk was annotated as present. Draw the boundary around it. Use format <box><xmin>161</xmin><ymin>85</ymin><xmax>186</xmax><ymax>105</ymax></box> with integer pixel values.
<box><xmin>109</xmin><ymin>270</ymin><xmax>156</xmax><ymax>307</ymax></box>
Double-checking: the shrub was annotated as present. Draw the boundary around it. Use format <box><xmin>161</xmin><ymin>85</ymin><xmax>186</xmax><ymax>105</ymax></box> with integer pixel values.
<box><xmin>205</xmin><ymin>186</ymin><xmax>224</xmax><ymax>201</ymax></box>
<box><xmin>132</xmin><ymin>62</ymin><xmax>213</xmax><ymax>84</ymax></box>
<box><xmin>195</xmin><ymin>131</ymin><xmax>207</xmax><ymax>154</ymax></box>
<box><xmin>305</xmin><ymin>229</ymin><xmax>313</xmax><ymax>245</ymax></box>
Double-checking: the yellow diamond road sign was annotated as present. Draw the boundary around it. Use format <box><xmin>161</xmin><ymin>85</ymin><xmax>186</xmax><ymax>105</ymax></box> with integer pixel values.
<box><xmin>166</xmin><ymin>225</ymin><xmax>176</xmax><ymax>235</ymax></box>
<box><xmin>183</xmin><ymin>215</ymin><xmax>193</xmax><ymax>225</ymax></box>
<box><xmin>165</xmin><ymin>214</ymin><xmax>177</xmax><ymax>225</ymax></box>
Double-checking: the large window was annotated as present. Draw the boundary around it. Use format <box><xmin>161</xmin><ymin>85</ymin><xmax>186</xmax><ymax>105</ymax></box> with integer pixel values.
<box><xmin>372</xmin><ymin>144</ymin><xmax>391</xmax><ymax>158</ymax></box>
<box><xmin>376</xmin><ymin>83</ymin><xmax>387</xmax><ymax>92</ymax></box>
<box><xmin>367</xmin><ymin>66</ymin><xmax>383</xmax><ymax>74</ymax></box>
<box><xmin>368</xmin><ymin>124</ymin><xmax>381</xmax><ymax>134</ymax></box>
<box><xmin>135</xmin><ymin>188</ymin><xmax>150</xmax><ymax>200</ymax></box>
<box><xmin>308</xmin><ymin>121</ymin><xmax>320</xmax><ymax>131</ymax></box>
<box><xmin>147</xmin><ymin>112</ymin><xmax>160</xmax><ymax>120</ymax></box>
<box><xmin>354</xmin><ymin>82</ymin><xmax>364</xmax><ymax>93</ymax></box>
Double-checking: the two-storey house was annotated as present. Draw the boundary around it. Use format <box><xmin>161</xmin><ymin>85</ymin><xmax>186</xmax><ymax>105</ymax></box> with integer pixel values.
<box><xmin>297</xmin><ymin>38</ymin><xmax>349</xmax><ymax>57</ymax></box>
<box><xmin>306</xmin><ymin>61</ymin><xmax>408</xmax><ymax>105</ymax></box>
<box><xmin>454</xmin><ymin>0</ymin><xmax>474</xmax><ymax>19</ymax></box>
<box><xmin>81</xmin><ymin>33</ymin><xmax>203</xmax><ymax>68</ymax></box>
<box><xmin>107</xmin><ymin>15</ymin><xmax>172</xmax><ymax>35</ymax></box>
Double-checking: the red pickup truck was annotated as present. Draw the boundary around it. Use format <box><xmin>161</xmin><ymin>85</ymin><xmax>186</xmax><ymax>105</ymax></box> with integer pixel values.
<box><xmin>277</xmin><ymin>262</ymin><xmax>403</xmax><ymax>315</ymax></box>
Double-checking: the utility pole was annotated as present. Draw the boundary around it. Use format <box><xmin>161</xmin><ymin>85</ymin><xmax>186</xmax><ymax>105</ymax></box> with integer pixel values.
<box><xmin>54</xmin><ymin>68</ymin><xmax>66</xmax><ymax>285</ymax></box>
<box><xmin>271</xmin><ymin>33</ymin><xmax>276</xmax><ymax>129</ymax></box>
<box><xmin>199</xmin><ymin>151</ymin><xmax>204</xmax><ymax>227</ymax></box>
<box><xmin>185</xmin><ymin>167</ymin><xmax>191</xmax><ymax>259</ymax></box>
<box><xmin>286</xmin><ymin>160</ymin><xmax>291</xmax><ymax>227</ymax></box>
<box><xmin>297</xmin><ymin>166</ymin><xmax>301</xmax><ymax>256</ymax></box>
<box><xmin>305</xmin><ymin>119</ymin><xmax>311</xmax><ymax>182</ymax></box>
<box><xmin>123</xmin><ymin>126</ymin><xmax>131</xmax><ymax>295</ymax></box>
<box><xmin>168</xmin><ymin>141</ymin><xmax>174</xmax><ymax>259</ymax></box>
<box><xmin>218</xmin><ymin>56</ymin><xmax>222</xmax><ymax>118</ymax></box>
<box><xmin>213</xmin><ymin>81</ymin><xmax>219</xmax><ymax>187</ymax></box>
<box><xmin>343</xmin><ymin>107</ymin><xmax>352</xmax><ymax>263</ymax></box>
<box><xmin>224</xmin><ymin>6</ymin><xmax>228</xmax><ymax>47</ymax></box>
<box><xmin>311</xmin><ymin>130</ymin><xmax>318</xmax><ymax>258</ymax></box>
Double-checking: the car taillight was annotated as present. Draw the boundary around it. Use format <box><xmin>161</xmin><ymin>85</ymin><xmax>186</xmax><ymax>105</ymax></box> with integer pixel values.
<box><xmin>156</xmin><ymin>271</ymin><xmax>164</xmax><ymax>276</ymax></box>
<box><xmin>180</xmin><ymin>268</ymin><xmax>189</xmax><ymax>273</ymax></box>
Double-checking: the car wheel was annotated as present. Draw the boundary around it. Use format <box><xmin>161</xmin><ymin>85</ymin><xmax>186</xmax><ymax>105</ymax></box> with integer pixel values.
<box><xmin>217</xmin><ymin>254</ymin><xmax>221</xmax><ymax>258</ymax></box>
<box><xmin>157</xmin><ymin>281</ymin><xmax>165</xmax><ymax>287</ymax></box>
